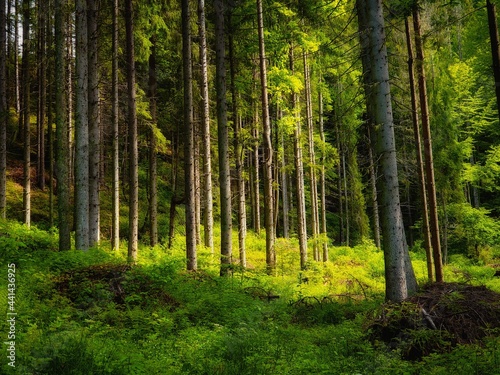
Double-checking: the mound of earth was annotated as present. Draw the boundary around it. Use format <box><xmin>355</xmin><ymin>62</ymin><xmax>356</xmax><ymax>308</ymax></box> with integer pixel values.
<box><xmin>367</xmin><ymin>282</ymin><xmax>500</xmax><ymax>360</ymax></box>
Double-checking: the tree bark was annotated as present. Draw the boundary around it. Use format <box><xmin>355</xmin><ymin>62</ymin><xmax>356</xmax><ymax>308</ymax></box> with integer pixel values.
<box><xmin>487</xmin><ymin>0</ymin><xmax>500</xmax><ymax>123</ymax></box>
<box><xmin>111</xmin><ymin>0</ymin><xmax>120</xmax><ymax>251</ymax></box>
<box><xmin>0</xmin><ymin>0</ymin><xmax>7</xmax><ymax>219</ymax></box>
<box><xmin>182</xmin><ymin>0</ymin><xmax>197</xmax><ymax>270</ymax></box>
<box><xmin>55</xmin><ymin>0</ymin><xmax>71</xmax><ymax>250</ymax></box>
<box><xmin>318</xmin><ymin>88</ymin><xmax>328</xmax><ymax>261</ymax></box>
<box><xmin>413</xmin><ymin>6</ymin><xmax>444</xmax><ymax>283</ymax></box>
<box><xmin>75</xmin><ymin>0</ymin><xmax>89</xmax><ymax>249</ymax></box>
<box><xmin>215</xmin><ymin>0</ymin><xmax>233</xmax><ymax>275</ymax></box>
<box><xmin>357</xmin><ymin>0</ymin><xmax>417</xmax><ymax>302</ymax></box>
<box><xmin>198</xmin><ymin>0</ymin><xmax>214</xmax><ymax>252</ymax></box>
<box><xmin>251</xmin><ymin>65</ymin><xmax>261</xmax><ymax>234</ymax></box>
<box><xmin>405</xmin><ymin>17</ymin><xmax>433</xmax><ymax>281</ymax></box>
<box><xmin>37</xmin><ymin>1</ymin><xmax>46</xmax><ymax>191</ymax></box>
<box><xmin>88</xmin><ymin>0</ymin><xmax>100</xmax><ymax>247</ymax></box>
<box><xmin>257</xmin><ymin>0</ymin><xmax>275</xmax><ymax>273</ymax></box>
<box><xmin>21</xmin><ymin>0</ymin><xmax>30</xmax><ymax>227</ymax></box>
<box><xmin>125</xmin><ymin>0</ymin><xmax>138</xmax><ymax>262</ymax></box>
<box><xmin>367</xmin><ymin>126</ymin><xmax>381</xmax><ymax>250</ymax></box>
<box><xmin>148</xmin><ymin>36</ymin><xmax>158</xmax><ymax>247</ymax></box>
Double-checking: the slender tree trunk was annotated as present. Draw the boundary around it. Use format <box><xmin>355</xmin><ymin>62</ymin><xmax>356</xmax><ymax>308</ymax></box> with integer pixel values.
<box><xmin>281</xmin><ymin>132</ymin><xmax>290</xmax><ymax>239</ymax></box>
<box><xmin>37</xmin><ymin>2</ymin><xmax>46</xmax><ymax>191</ymax></box>
<box><xmin>228</xmin><ymin>13</ymin><xmax>246</xmax><ymax>268</ymax></box>
<box><xmin>182</xmin><ymin>0</ymin><xmax>197</xmax><ymax>270</ymax></box>
<box><xmin>487</xmin><ymin>0</ymin><xmax>500</xmax><ymax>122</ymax></box>
<box><xmin>111</xmin><ymin>0</ymin><xmax>120</xmax><ymax>250</ymax></box>
<box><xmin>318</xmin><ymin>89</ymin><xmax>328</xmax><ymax>260</ymax></box>
<box><xmin>47</xmin><ymin>10</ymin><xmax>54</xmax><ymax>227</ymax></box>
<box><xmin>21</xmin><ymin>0</ymin><xmax>30</xmax><ymax>227</ymax></box>
<box><xmin>257</xmin><ymin>0</ymin><xmax>275</xmax><ymax>273</ymax></box>
<box><xmin>405</xmin><ymin>17</ymin><xmax>433</xmax><ymax>281</ymax></box>
<box><xmin>413</xmin><ymin>6</ymin><xmax>444</xmax><ymax>283</ymax></box>
<box><xmin>125</xmin><ymin>0</ymin><xmax>138</xmax><ymax>262</ymax></box>
<box><xmin>194</xmin><ymin>117</ymin><xmax>201</xmax><ymax>245</ymax></box>
<box><xmin>303</xmin><ymin>53</ymin><xmax>320</xmax><ymax>261</ymax></box>
<box><xmin>251</xmin><ymin>65</ymin><xmax>261</xmax><ymax>234</ymax></box>
<box><xmin>367</xmin><ymin>126</ymin><xmax>381</xmax><ymax>249</ymax></box>
<box><xmin>0</xmin><ymin>0</ymin><xmax>7</xmax><ymax>219</ymax></box>
<box><xmin>88</xmin><ymin>0</ymin><xmax>100</xmax><ymax>247</ymax></box>
<box><xmin>342</xmin><ymin>152</ymin><xmax>349</xmax><ymax>246</ymax></box>
<box><xmin>168</xmin><ymin>129</ymin><xmax>179</xmax><ymax>249</ymax></box>
<box><xmin>198</xmin><ymin>0</ymin><xmax>214</xmax><ymax>251</ymax></box>
<box><xmin>75</xmin><ymin>0</ymin><xmax>89</xmax><ymax>249</ymax></box>
<box><xmin>335</xmin><ymin>121</ymin><xmax>344</xmax><ymax>244</ymax></box>
<box><xmin>55</xmin><ymin>0</ymin><xmax>71</xmax><ymax>250</ymax></box>
<box><xmin>14</xmin><ymin>0</ymin><xmax>19</xmax><ymax>115</ymax></box>
<box><xmin>357</xmin><ymin>0</ymin><xmax>417</xmax><ymax>302</ymax></box>
<box><xmin>148</xmin><ymin>36</ymin><xmax>158</xmax><ymax>247</ymax></box>
<box><xmin>66</xmin><ymin>18</ymin><xmax>74</xmax><ymax>186</ymax></box>
<box><xmin>290</xmin><ymin>46</ymin><xmax>308</xmax><ymax>269</ymax></box>
<box><xmin>214</xmin><ymin>0</ymin><xmax>233</xmax><ymax>275</ymax></box>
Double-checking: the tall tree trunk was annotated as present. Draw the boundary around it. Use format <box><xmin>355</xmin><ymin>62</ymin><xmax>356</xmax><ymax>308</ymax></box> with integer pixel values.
<box><xmin>367</xmin><ymin>126</ymin><xmax>381</xmax><ymax>250</ymax></box>
<box><xmin>318</xmin><ymin>88</ymin><xmax>328</xmax><ymax>260</ymax></box>
<box><xmin>357</xmin><ymin>0</ymin><xmax>417</xmax><ymax>302</ymax></box>
<box><xmin>37</xmin><ymin>1</ymin><xmax>46</xmax><ymax>191</ymax></box>
<box><xmin>182</xmin><ymin>0</ymin><xmax>197</xmax><ymax>270</ymax></box>
<box><xmin>257</xmin><ymin>0</ymin><xmax>275</xmax><ymax>273</ymax></box>
<box><xmin>148</xmin><ymin>36</ymin><xmax>158</xmax><ymax>247</ymax></box>
<box><xmin>229</xmin><ymin>12</ymin><xmax>246</xmax><ymax>268</ymax></box>
<box><xmin>66</xmin><ymin>18</ymin><xmax>74</xmax><ymax>186</ymax></box>
<box><xmin>55</xmin><ymin>0</ymin><xmax>71</xmax><ymax>250</ymax></box>
<box><xmin>413</xmin><ymin>6</ymin><xmax>444</xmax><ymax>283</ymax></box>
<box><xmin>125</xmin><ymin>0</ymin><xmax>138</xmax><ymax>262</ymax></box>
<box><xmin>405</xmin><ymin>17</ymin><xmax>433</xmax><ymax>281</ymax></box>
<box><xmin>194</xmin><ymin>117</ymin><xmax>201</xmax><ymax>245</ymax></box>
<box><xmin>111</xmin><ymin>0</ymin><xmax>120</xmax><ymax>250</ymax></box>
<box><xmin>487</xmin><ymin>0</ymin><xmax>500</xmax><ymax>122</ymax></box>
<box><xmin>88</xmin><ymin>0</ymin><xmax>100</xmax><ymax>247</ymax></box>
<box><xmin>14</xmin><ymin>0</ymin><xmax>19</xmax><ymax>115</ymax></box>
<box><xmin>168</xmin><ymin>128</ymin><xmax>179</xmax><ymax>249</ymax></box>
<box><xmin>198</xmin><ymin>0</ymin><xmax>214</xmax><ymax>251</ymax></box>
<box><xmin>303</xmin><ymin>53</ymin><xmax>320</xmax><ymax>261</ymax></box>
<box><xmin>0</xmin><ymin>0</ymin><xmax>7</xmax><ymax>219</ymax></box>
<box><xmin>75</xmin><ymin>0</ymin><xmax>89</xmax><ymax>249</ymax></box>
<box><xmin>21</xmin><ymin>0</ymin><xmax>30</xmax><ymax>227</ymax></box>
<box><xmin>47</xmin><ymin>9</ymin><xmax>54</xmax><ymax>227</ymax></box>
<box><xmin>251</xmin><ymin>65</ymin><xmax>261</xmax><ymax>234</ymax></box>
<box><xmin>281</xmin><ymin>132</ymin><xmax>290</xmax><ymax>239</ymax></box>
<box><xmin>214</xmin><ymin>0</ymin><xmax>233</xmax><ymax>275</ymax></box>
<box><xmin>290</xmin><ymin>46</ymin><xmax>308</xmax><ymax>270</ymax></box>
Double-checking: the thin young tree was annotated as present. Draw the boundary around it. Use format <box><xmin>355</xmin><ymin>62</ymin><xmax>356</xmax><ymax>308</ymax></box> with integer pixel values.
<box><xmin>182</xmin><ymin>0</ymin><xmax>197</xmax><ymax>270</ymax></box>
<box><xmin>148</xmin><ymin>36</ymin><xmax>158</xmax><ymax>247</ymax></box>
<box><xmin>21</xmin><ymin>0</ymin><xmax>30</xmax><ymax>227</ymax></box>
<box><xmin>257</xmin><ymin>0</ymin><xmax>275</xmax><ymax>273</ymax></box>
<box><xmin>318</xmin><ymin>87</ymin><xmax>329</xmax><ymax>260</ymax></box>
<box><xmin>215</xmin><ymin>0</ymin><xmax>233</xmax><ymax>275</ymax></box>
<box><xmin>36</xmin><ymin>1</ymin><xmax>46</xmax><ymax>191</ymax></box>
<box><xmin>198</xmin><ymin>0</ymin><xmax>214</xmax><ymax>252</ymax></box>
<box><xmin>125</xmin><ymin>0</ymin><xmax>138</xmax><ymax>262</ymax></box>
<box><xmin>0</xmin><ymin>0</ymin><xmax>7</xmax><ymax>219</ymax></box>
<box><xmin>111</xmin><ymin>0</ymin><xmax>120</xmax><ymax>251</ymax></box>
<box><xmin>487</xmin><ymin>0</ymin><xmax>500</xmax><ymax>122</ymax></box>
<box><xmin>75</xmin><ymin>0</ymin><xmax>89</xmax><ymax>249</ymax></box>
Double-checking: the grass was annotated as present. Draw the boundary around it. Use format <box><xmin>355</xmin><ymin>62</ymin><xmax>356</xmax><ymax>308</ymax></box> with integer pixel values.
<box><xmin>0</xmin><ymin>219</ymin><xmax>500</xmax><ymax>374</ymax></box>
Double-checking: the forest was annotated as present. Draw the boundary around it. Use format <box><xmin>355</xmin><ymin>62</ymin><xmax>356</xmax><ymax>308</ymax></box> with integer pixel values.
<box><xmin>1</xmin><ymin>0</ymin><xmax>500</xmax><ymax>373</ymax></box>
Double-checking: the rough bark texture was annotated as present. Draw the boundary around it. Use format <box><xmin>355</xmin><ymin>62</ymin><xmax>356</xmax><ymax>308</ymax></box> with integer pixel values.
<box><xmin>125</xmin><ymin>0</ymin><xmax>138</xmax><ymax>262</ymax></box>
<box><xmin>215</xmin><ymin>0</ymin><xmax>233</xmax><ymax>275</ymax></box>
<box><xmin>0</xmin><ymin>0</ymin><xmax>7</xmax><ymax>219</ymax></box>
<box><xmin>413</xmin><ymin>6</ymin><xmax>444</xmax><ymax>283</ymax></box>
<box><xmin>111</xmin><ymin>0</ymin><xmax>120</xmax><ymax>251</ymax></box>
<box><xmin>22</xmin><ymin>0</ymin><xmax>30</xmax><ymax>227</ymax></box>
<box><xmin>257</xmin><ymin>0</ymin><xmax>275</xmax><ymax>273</ymax></box>
<box><xmin>148</xmin><ymin>37</ymin><xmax>158</xmax><ymax>247</ymax></box>
<box><xmin>405</xmin><ymin>17</ymin><xmax>433</xmax><ymax>281</ymax></box>
<box><xmin>182</xmin><ymin>0</ymin><xmax>197</xmax><ymax>270</ymax></box>
<box><xmin>55</xmin><ymin>0</ymin><xmax>71</xmax><ymax>250</ymax></box>
<box><xmin>487</xmin><ymin>0</ymin><xmax>500</xmax><ymax>122</ymax></box>
<box><xmin>36</xmin><ymin>2</ymin><xmax>46</xmax><ymax>191</ymax></box>
<box><xmin>75</xmin><ymin>0</ymin><xmax>89</xmax><ymax>250</ymax></box>
<box><xmin>88</xmin><ymin>0</ymin><xmax>100</xmax><ymax>247</ymax></box>
<box><xmin>198</xmin><ymin>0</ymin><xmax>214</xmax><ymax>252</ymax></box>
<box><xmin>357</xmin><ymin>0</ymin><xmax>417</xmax><ymax>302</ymax></box>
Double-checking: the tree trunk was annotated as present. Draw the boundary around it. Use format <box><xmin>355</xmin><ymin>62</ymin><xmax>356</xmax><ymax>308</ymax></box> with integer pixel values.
<box><xmin>257</xmin><ymin>0</ymin><xmax>275</xmax><ymax>273</ymax></box>
<box><xmin>487</xmin><ymin>0</ymin><xmax>500</xmax><ymax>123</ymax></box>
<box><xmin>125</xmin><ymin>0</ymin><xmax>138</xmax><ymax>262</ymax></box>
<box><xmin>111</xmin><ymin>0</ymin><xmax>120</xmax><ymax>251</ymax></box>
<box><xmin>55</xmin><ymin>0</ymin><xmax>71</xmax><ymax>250</ymax></box>
<box><xmin>318</xmin><ymin>88</ymin><xmax>328</xmax><ymax>260</ymax></box>
<box><xmin>88</xmin><ymin>0</ymin><xmax>100</xmax><ymax>247</ymax></box>
<box><xmin>0</xmin><ymin>0</ymin><xmax>6</xmax><ymax>219</ymax></box>
<box><xmin>148</xmin><ymin>36</ymin><xmax>158</xmax><ymax>247</ymax></box>
<box><xmin>75</xmin><ymin>0</ymin><xmax>89</xmax><ymax>249</ymax></box>
<box><xmin>21</xmin><ymin>0</ymin><xmax>30</xmax><ymax>227</ymax></box>
<box><xmin>37</xmin><ymin>1</ymin><xmax>46</xmax><ymax>191</ymax></box>
<box><xmin>214</xmin><ymin>0</ymin><xmax>233</xmax><ymax>275</ymax></box>
<box><xmin>281</xmin><ymin>132</ymin><xmax>290</xmax><ymax>239</ymax></box>
<box><xmin>251</xmin><ymin>65</ymin><xmax>261</xmax><ymax>234</ymax></box>
<box><xmin>14</xmin><ymin>0</ymin><xmax>19</xmax><ymax>115</ymax></box>
<box><xmin>405</xmin><ymin>17</ymin><xmax>433</xmax><ymax>281</ymax></box>
<box><xmin>367</xmin><ymin>126</ymin><xmax>381</xmax><ymax>250</ymax></box>
<box><xmin>198</xmin><ymin>0</ymin><xmax>214</xmax><ymax>252</ymax></box>
<box><xmin>357</xmin><ymin>0</ymin><xmax>417</xmax><ymax>302</ymax></box>
<box><xmin>290</xmin><ymin>46</ymin><xmax>308</xmax><ymax>270</ymax></box>
<box><xmin>182</xmin><ymin>0</ymin><xmax>197</xmax><ymax>270</ymax></box>
<box><xmin>66</xmin><ymin>18</ymin><xmax>74</xmax><ymax>186</ymax></box>
<box><xmin>303</xmin><ymin>53</ymin><xmax>320</xmax><ymax>261</ymax></box>
<box><xmin>413</xmin><ymin>6</ymin><xmax>444</xmax><ymax>283</ymax></box>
